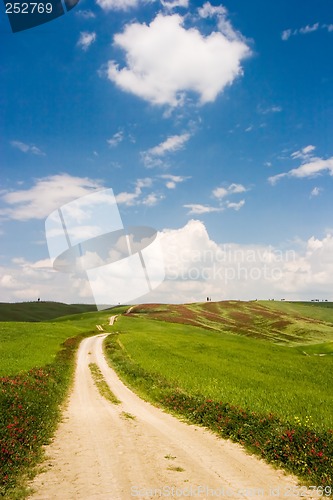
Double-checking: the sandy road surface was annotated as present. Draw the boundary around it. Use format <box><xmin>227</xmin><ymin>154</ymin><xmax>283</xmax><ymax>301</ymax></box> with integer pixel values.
<box><xmin>28</xmin><ymin>321</ymin><xmax>319</xmax><ymax>499</ymax></box>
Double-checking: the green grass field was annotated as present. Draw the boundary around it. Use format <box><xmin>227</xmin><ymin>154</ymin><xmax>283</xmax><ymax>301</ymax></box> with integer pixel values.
<box><xmin>131</xmin><ymin>300</ymin><xmax>333</xmax><ymax>344</ymax></box>
<box><xmin>0</xmin><ymin>301</ymin><xmax>97</xmax><ymax>322</ymax></box>
<box><xmin>104</xmin><ymin>301</ymin><xmax>333</xmax><ymax>486</ymax></box>
<box><xmin>0</xmin><ymin>322</ymin><xmax>83</xmax><ymax>376</ymax></box>
<box><xmin>105</xmin><ymin>311</ymin><xmax>333</xmax><ymax>430</ymax></box>
<box><xmin>0</xmin><ymin>306</ymin><xmax>123</xmax><ymax>376</ymax></box>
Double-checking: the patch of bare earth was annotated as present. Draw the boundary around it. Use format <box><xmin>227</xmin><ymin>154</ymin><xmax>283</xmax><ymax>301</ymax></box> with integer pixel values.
<box><xmin>28</xmin><ymin>326</ymin><xmax>320</xmax><ymax>499</ymax></box>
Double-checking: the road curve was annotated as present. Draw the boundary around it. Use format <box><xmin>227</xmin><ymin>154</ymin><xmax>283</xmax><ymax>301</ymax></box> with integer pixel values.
<box><xmin>28</xmin><ymin>327</ymin><xmax>319</xmax><ymax>499</ymax></box>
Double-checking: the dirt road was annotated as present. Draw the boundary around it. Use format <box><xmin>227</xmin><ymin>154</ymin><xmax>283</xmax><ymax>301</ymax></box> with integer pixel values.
<box><xmin>28</xmin><ymin>323</ymin><xmax>319</xmax><ymax>499</ymax></box>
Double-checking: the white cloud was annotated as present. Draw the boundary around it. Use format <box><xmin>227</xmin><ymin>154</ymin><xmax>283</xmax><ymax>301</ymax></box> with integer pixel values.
<box><xmin>115</xmin><ymin>190</ymin><xmax>140</xmax><ymax>206</ymax></box>
<box><xmin>160</xmin><ymin>174</ymin><xmax>191</xmax><ymax>189</ymax></box>
<box><xmin>107</xmin><ymin>13</ymin><xmax>250</xmax><ymax>107</ymax></box>
<box><xmin>268</xmin><ymin>173</ymin><xmax>287</xmax><ymax>185</ymax></box>
<box><xmin>0</xmin><ymin>174</ymin><xmax>103</xmax><ymax>221</ymax></box>
<box><xmin>149</xmin><ymin>133</ymin><xmax>190</xmax><ymax>156</ymax></box>
<box><xmin>107</xmin><ymin>130</ymin><xmax>124</xmax><ymax>147</ymax></box>
<box><xmin>76</xmin><ymin>9</ymin><xmax>96</xmax><ymax>18</ymax></box>
<box><xmin>77</xmin><ymin>32</ymin><xmax>96</xmax><ymax>51</ymax></box>
<box><xmin>282</xmin><ymin>23</ymin><xmax>320</xmax><ymax>40</ymax></box>
<box><xmin>212</xmin><ymin>183</ymin><xmax>247</xmax><ymax>199</ymax></box>
<box><xmin>281</xmin><ymin>29</ymin><xmax>292</xmax><ymax>41</ymax></box>
<box><xmin>197</xmin><ymin>2</ymin><xmax>241</xmax><ymax>42</ymax></box>
<box><xmin>310</xmin><ymin>187</ymin><xmax>322</xmax><ymax>198</ymax></box>
<box><xmin>161</xmin><ymin>0</ymin><xmax>188</xmax><ymax>9</ymax></box>
<box><xmin>259</xmin><ymin>105</ymin><xmax>282</xmax><ymax>114</ymax></box>
<box><xmin>11</xmin><ymin>140</ymin><xmax>45</xmax><ymax>156</ymax></box>
<box><xmin>142</xmin><ymin>133</ymin><xmax>191</xmax><ymax>167</ymax></box>
<box><xmin>269</xmin><ymin>147</ymin><xmax>333</xmax><ymax>185</ymax></box>
<box><xmin>184</xmin><ymin>204</ymin><xmax>223</xmax><ymax>215</ymax></box>
<box><xmin>96</xmin><ymin>0</ymin><xmax>139</xmax><ymax>11</ymax></box>
<box><xmin>291</xmin><ymin>144</ymin><xmax>316</xmax><ymax>160</ymax></box>
<box><xmin>136</xmin><ymin>178</ymin><xmax>153</xmax><ymax>189</ymax></box>
<box><xmin>3</xmin><ymin>222</ymin><xmax>333</xmax><ymax>304</ymax></box>
<box><xmin>0</xmin><ymin>258</ymin><xmax>94</xmax><ymax>303</ymax></box>
<box><xmin>299</xmin><ymin>23</ymin><xmax>319</xmax><ymax>34</ymax></box>
<box><xmin>115</xmin><ymin>178</ymin><xmax>157</xmax><ymax>207</ymax></box>
<box><xmin>226</xmin><ymin>199</ymin><xmax>245</xmax><ymax>211</ymax></box>
<box><xmin>289</xmin><ymin>157</ymin><xmax>333</xmax><ymax>179</ymax></box>
<box><xmin>156</xmin><ymin>221</ymin><xmax>333</xmax><ymax>303</ymax></box>
<box><xmin>198</xmin><ymin>2</ymin><xmax>227</xmax><ymax>18</ymax></box>
<box><xmin>142</xmin><ymin>193</ymin><xmax>164</xmax><ymax>206</ymax></box>
<box><xmin>212</xmin><ymin>187</ymin><xmax>228</xmax><ymax>199</ymax></box>
<box><xmin>185</xmin><ymin>183</ymin><xmax>247</xmax><ymax>215</ymax></box>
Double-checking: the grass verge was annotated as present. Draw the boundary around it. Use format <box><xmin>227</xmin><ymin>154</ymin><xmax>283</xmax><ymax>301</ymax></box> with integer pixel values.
<box><xmin>0</xmin><ymin>334</ymin><xmax>87</xmax><ymax>498</ymax></box>
<box><xmin>88</xmin><ymin>363</ymin><xmax>121</xmax><ymax>405</ymax></box>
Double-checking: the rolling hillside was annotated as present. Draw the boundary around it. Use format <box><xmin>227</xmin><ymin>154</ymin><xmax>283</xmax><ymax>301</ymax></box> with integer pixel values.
<box><xmin>0</xmin><ymin>301</ymin><xmax>97</xmax><ymax>322</ymax></box>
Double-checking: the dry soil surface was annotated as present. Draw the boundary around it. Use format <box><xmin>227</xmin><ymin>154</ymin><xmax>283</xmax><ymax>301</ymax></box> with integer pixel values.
<box><xmin>28</xmin><ymin>319</ymin><xmax>319</xmax><ymax>499</ymax></box>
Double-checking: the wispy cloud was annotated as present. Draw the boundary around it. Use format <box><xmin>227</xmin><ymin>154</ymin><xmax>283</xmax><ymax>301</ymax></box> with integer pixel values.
<box><xmin>259</xmin><ymin>105</ymin><xmax>282</xmax><ymax>114</ymax></box>
<box><xmin>0</xmin><ymin>174</ymin><xmax>103</xmax><ymax>221</ymax></box>
<box><xmin>281</xmin><ymin>22</ymin><xmax>329</xmax><ymax>40</ymax></box>
<box><xmin>268</xmin><ymin>146</ymin><xmax>333</xmax><ymax>184</ymax></box>
<box><xmin>97</xmin><ymin>0</ymin><xmax>157</xmax><ymax>11</ymax></box>
<box><xmin>310</xmin><ymin>187</ymin><xmax>322</xmax><ymax>198</ymax></box>
<box><xmin>76</xmin><ymin>9</ymin><xmax>96</xmax><ymax>18</ymax></box>
<box><xmin>10</xmin><ymin>140</ymin><xmax>45</xmax><ymax>156</ymax></box>
<box><xmin>115</xmin><ymin>178</ymin><xmax>161</xmax><ymax>207</ymax></box>
<box><xmin>107</xmin><ymin>130</ymin><xmax>124</xmax><ymax>147</ymax></box>
<box><xmin>184</xmin><ymin>183</ymin><xmax>247</xmax><ymax>216</ymax></box>
<box><xmin>226</xmin><ymin>200</ymin><xmax>245</xmax><ymax>211</ymax></box>
<box><xmin>77</xmin><ymin>31</ymin><xmax>96</xmax><ymax>51</ymax></box>
<box><xmin>184</xmin><ymin>204</ymin><xmax>223</xmax><ymax>215</ymax></box>
<box><xmin>291</xmin><ymin>145</ymin><xmax>316</xmax><ymax>160</ymax></box>
<box><xmin>96</xmin><ymin>0</ymin><xmax>139</xmax><ymax>11</ymax></box>
<box><xmin>161</xmin><ymin>0</ymin><xmax>188</xmax><ymax>9</ymax></box>
<box><xmin>299</xmin><ymin>23</ymin><xmax>320</xmax><ymax>34</ymax></box>
<box><xmin>198</xmin><ymin>2</ymin><xmax>226</xmax><ymax>18</ymax></box>
<box><xmin>198</xmin><ymin>1</ymin><xmax>243</xmax><ymax>42</ymax></box>
<box><xmin>160</xmin><ymin>174</ymin><xmax>191</xmax><ymax>189</ymax></box>
<box><xmin>142</xmin><ymin>193</ymin><xmax>165</xmax><ymax>206</ymax></box>
<box><xmin>212</xmin><ymin>183</ymin><xmax>247</xmax><ymax>199</ymax></box>
<box><xmin>142</xmin><ymin>133</ymin><xmax>191</xmax><ymax>168</ymax></box>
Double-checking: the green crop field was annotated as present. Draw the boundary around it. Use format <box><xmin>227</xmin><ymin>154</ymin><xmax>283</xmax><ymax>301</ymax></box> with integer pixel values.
<box><xmin>104</xmin><ymin>301</ymin><xmax>333</xmax><ymax>487</ymax></box>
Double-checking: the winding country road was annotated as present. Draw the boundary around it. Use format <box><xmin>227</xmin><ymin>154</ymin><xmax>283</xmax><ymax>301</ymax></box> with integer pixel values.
<box><xmin>28</xmin><ymin>318</ymin><xmax>319</xmax><ymax>499</ymax></box>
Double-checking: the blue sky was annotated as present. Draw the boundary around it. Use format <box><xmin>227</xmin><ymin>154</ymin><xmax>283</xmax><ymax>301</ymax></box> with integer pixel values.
<box><xmin>1</xmin><ymin>0</ymin><xmax>333</xmax><ymax>304</ymax></box>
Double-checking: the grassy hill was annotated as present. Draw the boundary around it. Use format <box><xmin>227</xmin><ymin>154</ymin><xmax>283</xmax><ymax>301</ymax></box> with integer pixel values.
<box><xmin>105</xmin><ymin>300</ymin><xmax>333</xmax><ymax>486</ymax></box>
<box><xmin>129</xmin><ymin>300</ymin><xmax>333</xmax><ymax>345</ymax></box>
<box><xmin>107</xmin><ymin>301</ymin><xmax>333</xmax><ymax>428</ymax></box>
<box><xmin>0</xmin><ymin>301</ymin><xmax>97</xmax><ymax>322</ymax></box>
